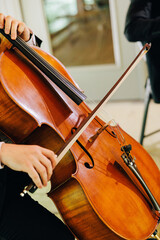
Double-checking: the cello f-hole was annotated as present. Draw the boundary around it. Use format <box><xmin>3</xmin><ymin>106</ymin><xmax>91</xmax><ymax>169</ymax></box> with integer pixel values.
<box><xmin>71</xmin><ymin>127</ymin><xmax>94</xmax><ymax>169</ymax></box>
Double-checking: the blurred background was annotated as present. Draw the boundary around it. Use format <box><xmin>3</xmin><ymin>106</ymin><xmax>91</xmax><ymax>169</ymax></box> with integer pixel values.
<box><xmin>1</xmin><ymin>0</ymin><xmax>158</xmax><ymax>152</ymax></box>
<box><xmin>0</xmin><ymin>0</ymin><xmax>160</xmax><ymax>237</ymax></box>
<box><xmin>0</xmin><ymin>0</ymin><xmax>148</xmax><ymax>101</ymax></box>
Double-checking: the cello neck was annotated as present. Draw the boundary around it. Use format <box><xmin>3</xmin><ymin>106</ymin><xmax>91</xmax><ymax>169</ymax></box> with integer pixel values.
<box><xmin>0</xmin><ymin>28</ymin><xmax>86</xmax><ymax>105</ymax></box>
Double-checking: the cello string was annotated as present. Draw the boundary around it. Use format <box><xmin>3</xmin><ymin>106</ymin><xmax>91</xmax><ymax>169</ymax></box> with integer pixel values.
<box><xmin>15</xmin><ymin>35</ymin><xmax>144</xmax><ymax>147</ymax></box>
<box><xmin>15</xmin><ymin>32</ymin><xmax>125</xmax><ymax>146</ymax></box>
<box><xmin>17</xmin><ymin>32</ymin><xmax>123</xmax><ymax>138</ymax></box>
<box><xmin>11</xmin><ymin>33</ymin><xmax>149</xmax><ymax>160</ymax></box>
<box><xmin>84</xmin><ymin>96</ymin><xmax>126</xmax><ymax>146</ymax></box>
<box><xmin>56</xmin><ymin>43</ymin><xmax>150</xmax><ymax>161</ymax></box>
<box><xmin>15</xmin><ymin>36</ymin><xmax>86</xmax><ymax>100</ymax></box>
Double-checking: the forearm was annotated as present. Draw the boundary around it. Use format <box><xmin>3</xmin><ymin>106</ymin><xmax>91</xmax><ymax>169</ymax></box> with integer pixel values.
<box><xmin>0</xmin><ymin>34</ymin><xmax>41</xmax><ymax>170</ymax></box>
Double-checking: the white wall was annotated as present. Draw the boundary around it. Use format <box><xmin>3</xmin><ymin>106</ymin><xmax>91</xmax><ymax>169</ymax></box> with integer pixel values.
<box><xmin>66</xmin><ymin>0</ymin><xmax>148</xmax><ymax>101</ymax></box>
<box><xmin>20</xmin><ymin>0</ymin><xmax>52</xmax><ymax>53</ymax></box>
<box><xmin>0</xmin><ymin>0</ymin><xmax>22</xmax><ymax>19</ymax></box>
<box><xmin>0</xmin><ymin>0</ymin><xmax>148</xmax><ymax>101</ymax></box>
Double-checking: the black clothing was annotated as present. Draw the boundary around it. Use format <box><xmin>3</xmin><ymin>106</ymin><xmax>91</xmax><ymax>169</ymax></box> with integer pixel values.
<box><xmin>124</xmin><ymin>0</ymin><xmax>160</xmax><ymax>103</ymax></box>
<box><xmin>0</xmin><ymin>34</ymin><xmax>42</xmax><ymax>217</ymax></box>
<box><xmin>0</xmin><ymin>168</ymin><xmax>74</xmax><ymax>240</ymax></box>
<box><xmin>0</xmin><ymin>36</ymin><xmax>74</xmax><ymax>240</ymax></box>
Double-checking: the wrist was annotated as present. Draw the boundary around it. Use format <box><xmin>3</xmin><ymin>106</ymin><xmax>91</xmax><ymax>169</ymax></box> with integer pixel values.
<box><xmin>26</xmin><ymin>33</ymin><xmax>36</xmax><ymax>46</ymax></box>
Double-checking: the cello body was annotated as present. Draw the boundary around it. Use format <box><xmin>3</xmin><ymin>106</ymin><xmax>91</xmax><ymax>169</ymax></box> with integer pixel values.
<box><xmin>0</xmin><ymin>45</ymin><xmax>160</xmax><ymax>240</ymax></box>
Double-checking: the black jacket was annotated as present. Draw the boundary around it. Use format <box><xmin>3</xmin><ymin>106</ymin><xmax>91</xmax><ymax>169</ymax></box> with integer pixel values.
<box><xmin>0</xmin><ymin>35</ymin><xmax>42</xmax><ymax>216</ymax></box>
<box><xmin>124</xmin><ymin>0</ymin><xmax>160</xmax><ymax>103</ymax></box>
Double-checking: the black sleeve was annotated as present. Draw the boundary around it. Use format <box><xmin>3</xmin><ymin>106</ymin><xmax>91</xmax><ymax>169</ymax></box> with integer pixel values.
<box><xmin>124</xmin><ymin>0</ymin><xmax>160</xmax><ymax>42</ymax></box>
<box><xmin>35</xmin><ymin>35</ymin><xmax>42</xmax><ymax>47</ymax></box>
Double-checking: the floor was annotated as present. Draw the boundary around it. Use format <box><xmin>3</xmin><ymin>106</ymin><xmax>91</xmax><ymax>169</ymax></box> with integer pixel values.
<box><xmin>29</xmin><ymin>99</ymin><xmax>160</xmax><ymax>239</ymax></box>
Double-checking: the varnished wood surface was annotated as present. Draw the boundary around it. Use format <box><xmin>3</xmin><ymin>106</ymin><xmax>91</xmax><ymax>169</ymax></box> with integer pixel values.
<box><xmin>0</xmin><ymin>46</ymin><xmax>160</xmax><ymax>239</ymax></box>
<box><xmin>49</xmin><ymin>178</ymin><xmax>124</xmax><ymax>240</ymax></box>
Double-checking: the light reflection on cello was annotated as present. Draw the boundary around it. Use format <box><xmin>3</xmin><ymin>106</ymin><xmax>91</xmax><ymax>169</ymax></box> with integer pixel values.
<box><xmin>0</xmin><ymin>27</ymin><xmax>160</xmax><ymax>240</ymax></box>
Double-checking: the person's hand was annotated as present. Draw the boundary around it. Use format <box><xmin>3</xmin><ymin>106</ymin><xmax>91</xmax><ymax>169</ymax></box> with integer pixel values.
<box><xmin>0</xmin><ymin>143</ymin><xmax>57</xmax><ymax>189</ymax></box>
<box><xmin>0</xmin><ymin>13</ymin><xmax>32</xmax><ymax>41</ymax></box>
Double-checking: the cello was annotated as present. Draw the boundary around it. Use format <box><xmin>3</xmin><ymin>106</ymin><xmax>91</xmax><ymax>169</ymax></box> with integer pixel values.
<box><xmin>0</xmin><ymin>29</ymin><xmax>160</xmax><ymax>240</ymax></box>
